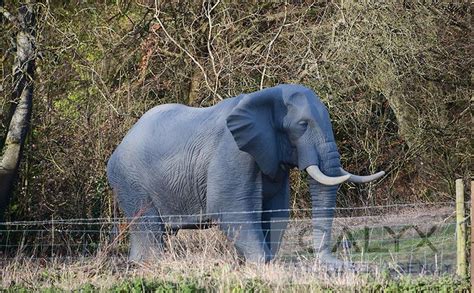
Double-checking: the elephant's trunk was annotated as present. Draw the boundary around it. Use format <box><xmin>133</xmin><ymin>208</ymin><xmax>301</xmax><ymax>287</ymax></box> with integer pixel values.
<box><xmin>309</xmin><ymin>142</ymin><xmax>342</xmax><ymax>255</ymax></box>
<box><xmin>308</xmin><ymin>142</ymin><xmax>385</xmax><ymax>257</ymax></box>
<box><xmin>310</xmin><ymin>178</ymin><xmax>338</xmax><ymax>255</ymax></box>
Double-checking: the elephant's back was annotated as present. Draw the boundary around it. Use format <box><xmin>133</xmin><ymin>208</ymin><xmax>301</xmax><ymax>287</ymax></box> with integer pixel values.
<box><xmin>108</xmin><ymin>98</ymin><xmax>239</xmax><ymax>215</ymax></box>
<box><xmin>121</xmin><ymin>100</ymin><xmax>235</xmax><ymax>150</ymax></box>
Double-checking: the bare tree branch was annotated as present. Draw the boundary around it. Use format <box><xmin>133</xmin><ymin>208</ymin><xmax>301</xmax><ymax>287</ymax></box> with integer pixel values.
<box><xmin>153</xmin><ymin>7</ymin><xmax>222</xmax><ymax>100</ymax></box>
<box><xmin>260</xmin><ymin>5</ymin><xmax>287</xmax><ymax>89</ymax></box>
<box><xmin>0</xmin><ymin>6</ymin><xmax>20</xmax><ymax>28</ymax></box>
<box><xmin>205</xmin><ymin>0</ymin><xmax>221</xmax><ymax>99</ymax></box>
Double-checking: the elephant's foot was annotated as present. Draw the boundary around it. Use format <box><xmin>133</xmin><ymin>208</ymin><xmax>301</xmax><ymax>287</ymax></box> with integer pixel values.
<box><xmin>239</xmin><ymin>248</ymin><xmax>273</xmax><ymax>264</ymax></box>
<box><xmin>129</xmin><ymin>232</ymin><xmax>164</xmax><ymax>263</ymax></box>
<box><xmin>314</xmin><ymin>251</ymin><xmax>355</xmax><ymax>272</ymax></box>
<box><xmin>245</xmin><ymin>254</ymin><xmax>273</xmax><ymax>264</ymax></box>
<box><xmin>225</xmin><ymin>224</ymin><xmax>273</xmax><ymax>264</ymax></box>
<box><xmin>235</xmin><ymin>243</ymin><xmax>273</xmax><ymax>263</ymax></box>
<box><xmin>129</xmin><ymin>246</ymin><xmax>163</xmax><ymax>263</ymax></box>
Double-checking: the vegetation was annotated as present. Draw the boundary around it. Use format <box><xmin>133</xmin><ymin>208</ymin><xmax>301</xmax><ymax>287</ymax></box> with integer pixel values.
<box><xmin>0</xmin><ymin>2</ymin><xmax>471</xmax><ymax>291</ymax></box>
<box><xmin>2</xmin><ymin>276</ymin><xmax>470</xmax><ymax>292</ymax></box>
<box><xmin>0</xmin><ymin>208</ymin><xmax>464</xmax><ymax>291</ymax></box>
<box><xmin>0</xmin><ymin>256</ymin><xmax>469</xmax><ymax>292</ymax></box>
<box><xmin>1</xmin><ymin>1</ymin><xmax>470</xmax><ymax>221</ymax></box>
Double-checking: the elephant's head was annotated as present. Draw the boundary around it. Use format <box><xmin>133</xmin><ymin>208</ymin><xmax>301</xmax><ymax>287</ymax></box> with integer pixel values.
<box><xmin>226</xmin><ymin>84</ymin><xmax>384</xmax><ymax>260</ymax></box>
<box><xmin>226</xmin><ymin>84</ymin><xmax>384</xmax><ymax>183</ymax></box>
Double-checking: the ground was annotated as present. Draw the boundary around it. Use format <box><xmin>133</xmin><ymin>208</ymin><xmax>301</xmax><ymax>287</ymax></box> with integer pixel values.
<box><xmin>0</xmin><ymin>204</ymin><xmax>468</xmax><ymax>291</ymax></box>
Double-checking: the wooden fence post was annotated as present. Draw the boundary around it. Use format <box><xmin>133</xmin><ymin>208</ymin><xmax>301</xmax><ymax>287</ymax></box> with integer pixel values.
<box><xmin>456</xmin><ymin>179</ymin><xmax>466</xmax><ymax>277</ymax></box>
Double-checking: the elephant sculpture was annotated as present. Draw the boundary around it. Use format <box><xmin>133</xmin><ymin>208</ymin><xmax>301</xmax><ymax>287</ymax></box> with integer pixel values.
<box><xmin>106</xmin><ymin>84</ymin><xmax>384</xmax><ymax>264</ymax></box>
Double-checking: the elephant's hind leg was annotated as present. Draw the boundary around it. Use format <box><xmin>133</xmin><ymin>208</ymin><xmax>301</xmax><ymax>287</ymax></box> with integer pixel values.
<box><xmin>114</xmin><ymin>181</ymin><xmax>164</xmax><ymax>262</ymax></box>
<box><xmin>128</xmin><ymin>202</ymin><xmax>164</xmax><ymax>262</ymax></box>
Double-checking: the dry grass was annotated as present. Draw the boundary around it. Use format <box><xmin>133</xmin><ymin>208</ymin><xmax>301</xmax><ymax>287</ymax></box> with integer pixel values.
<box><xmin>0</xmin><ymin>224</ymin><xmax>461</xmax><ymax>292</ymax></box>
<box><xmin>0</xmin><ymin>206</ymin><xmax>463</xmax><ymax>291</ymax></box>
<box><xmin>0</xmin><ymin>250</ymin><xmax>365</xmax><ymax>291</ymax></box>
<box><xmin>0</xmin><ymin>228</ymin><xmax>372</xmax><ymax>291</ymax></box>
<box><xmin>2</xmin><ymin>256</ymin><xmax>467</xmax><ymax>291</ymax></box>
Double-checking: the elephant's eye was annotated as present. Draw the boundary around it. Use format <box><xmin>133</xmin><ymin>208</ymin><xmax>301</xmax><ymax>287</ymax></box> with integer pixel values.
<box><xmin>298</xmin><ymin>120</ymin><xmax>308</xmax><ymax>128</ymax></box>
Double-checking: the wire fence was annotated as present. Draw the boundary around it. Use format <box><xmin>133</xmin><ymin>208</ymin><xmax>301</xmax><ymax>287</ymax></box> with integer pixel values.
<box><xmin>0</xmin><ymin>202</ymin><xmax>463</xmax><ymax>275</ymax></box>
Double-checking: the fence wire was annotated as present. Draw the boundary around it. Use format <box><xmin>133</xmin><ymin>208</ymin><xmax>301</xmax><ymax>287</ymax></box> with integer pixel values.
<box><xmin>0</xmin><ymin>202</ymin><xmax>462</xmax><ymax>275</ymax></box>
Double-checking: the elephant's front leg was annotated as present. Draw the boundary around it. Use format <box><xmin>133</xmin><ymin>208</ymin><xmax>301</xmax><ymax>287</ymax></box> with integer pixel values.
<box><xmin>207</xmin><ymin>148</ymin><xmax>271</xmax><ymax>263</ymax></box>
<box><xmin>311</xmin><ymin>180</ymin><xmax>353</xmax><ymax>269</ymax></box>
<box><xmin>262</xmin><ymin>174</ymin><xmax>290</xmax><ymax>260</ymax></box>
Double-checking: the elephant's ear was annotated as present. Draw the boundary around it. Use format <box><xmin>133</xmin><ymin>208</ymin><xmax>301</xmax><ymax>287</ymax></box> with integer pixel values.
<box><xmin>226</xmin><ymin>87</ymin><xmax>283</xmax><ymax>178</ymax></box>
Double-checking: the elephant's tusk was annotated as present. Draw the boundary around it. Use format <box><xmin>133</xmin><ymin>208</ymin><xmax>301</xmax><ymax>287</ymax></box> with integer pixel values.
<box><xmin>340</xmin><ymin>168</ymin><xmax>385</xmax><ymax>183</ymax></box>
<box><xmin>306</xmin><ymin>165</ymin><xmax>351</xmax><ymax>186</ymax></box>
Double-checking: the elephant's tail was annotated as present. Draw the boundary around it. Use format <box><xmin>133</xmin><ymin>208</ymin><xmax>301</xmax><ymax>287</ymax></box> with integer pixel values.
<box><xmin>108</xmin><ymin>188</ymin><xmax>123</xmax><ymax>243</ymax></box>
<box><xmin>106</xmin><ymin>153</ymin><xmax>126</xmax><ymax>238</ymax></box>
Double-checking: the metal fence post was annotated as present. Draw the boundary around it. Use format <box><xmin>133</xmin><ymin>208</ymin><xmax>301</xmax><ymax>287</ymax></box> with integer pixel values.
<box><xmin>456</xmin><ymin>179</ymin><xmax>466</xmax><ymax>277</ymax></box>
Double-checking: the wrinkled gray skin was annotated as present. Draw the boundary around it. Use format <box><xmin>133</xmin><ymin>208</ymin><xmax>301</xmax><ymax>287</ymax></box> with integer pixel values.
<box><xmin>107</xmin><ymin>84</ymin><xmax>382</xmax><ymax>265</ymax></box>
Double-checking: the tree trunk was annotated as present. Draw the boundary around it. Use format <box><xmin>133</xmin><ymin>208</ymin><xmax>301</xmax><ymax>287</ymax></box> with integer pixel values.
<box><xmin>0</xmin><ymin>2</ymin><xmax>36</xmax><ymax>219</ymax></box>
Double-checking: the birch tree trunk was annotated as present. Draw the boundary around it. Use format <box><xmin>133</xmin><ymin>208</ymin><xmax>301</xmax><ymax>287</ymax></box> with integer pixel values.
<box><xmin>0</xmin><ymin>2</ymin><xmax>36</xmax><ymax>219</ymax></box>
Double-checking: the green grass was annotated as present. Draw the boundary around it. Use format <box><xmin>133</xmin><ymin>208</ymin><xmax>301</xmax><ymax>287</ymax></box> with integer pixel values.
<box><xmin>2</xmin><ymin>276</ymin><xmax>469</xmax><ymax>292</ymax></box>
<box><xmin>338</xmin><ymin>223</ymin><xmax>456</xmax><ymax>267</ymax></box>
<box><xmin>280</xmin><ymin>221</ymin><xmax>457</xmax><ymax>274</ymax></box>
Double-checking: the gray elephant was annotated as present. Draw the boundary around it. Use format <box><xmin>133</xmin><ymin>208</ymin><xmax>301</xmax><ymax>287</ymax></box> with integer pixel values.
<box><xmin>106</xmin><ymin>84</ymin><xmax>384</xmax><ymax>264</ymax></box>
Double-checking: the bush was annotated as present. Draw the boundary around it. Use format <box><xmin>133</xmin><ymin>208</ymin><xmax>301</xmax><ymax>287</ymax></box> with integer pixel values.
<box><xmin>1</xmin><ymin>1</ymin><xmax>470</xmax><ymax>221</ymax></box>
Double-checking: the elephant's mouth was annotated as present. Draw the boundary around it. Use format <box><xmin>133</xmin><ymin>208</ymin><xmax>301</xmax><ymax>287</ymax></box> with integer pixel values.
<box><xmin>306</xmin><ymin>165</ymin><xmax>385</xmax><ymax>186</ymax></box>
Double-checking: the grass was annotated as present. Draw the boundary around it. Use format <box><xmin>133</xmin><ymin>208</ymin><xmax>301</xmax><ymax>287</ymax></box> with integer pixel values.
<box><xmin>0</xmin><ymin>224</ymin><xmax>468</xmax><ymax>292</ymax></box>
<box><xmin>0</xmin><ymin>208</ymin><xmax>465</xmax><ymax>291</ymax></box>
<box><xmin>335</xmin><ymin>222</ymin><xmax>456</xmax><ymax>267</ymax></box>
<box><xmin>279</xmin><ymin>215</ymin><xmax>457</xmax><ymax>275</ymax></box>
<box><xmin>1</xmin><ymin>255</ymin><xmax>469</xmax><ymax>292</ymax></box>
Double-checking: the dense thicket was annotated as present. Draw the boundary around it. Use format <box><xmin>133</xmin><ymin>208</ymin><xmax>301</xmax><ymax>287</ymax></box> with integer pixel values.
<box><xmin>1</xmin><ymin>1</ymin><xmax>471</xmax><ymax>221</ymax></box>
